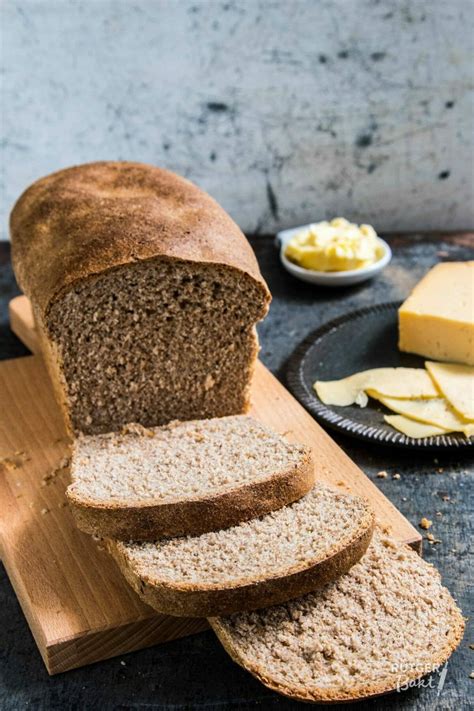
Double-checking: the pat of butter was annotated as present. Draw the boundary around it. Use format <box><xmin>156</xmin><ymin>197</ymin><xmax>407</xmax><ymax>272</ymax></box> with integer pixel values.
<box><xmin>425</xmin><ymin>361</ymin><xmax>474</xmax><ymax>420</ymax></box>
<box><xmin>399</xmin><ymin>262</ymin><xmax>474</xmax><ymax>365</ymax></box>
<box><xmin>314</xmin><ymin>367</ymin><xmax>438</xmax><ymax>407</ymax></box>
<box><xmin>285</xmin><ymin>217</ymin><xmax>381</xmax><ymax>272</ymax></box>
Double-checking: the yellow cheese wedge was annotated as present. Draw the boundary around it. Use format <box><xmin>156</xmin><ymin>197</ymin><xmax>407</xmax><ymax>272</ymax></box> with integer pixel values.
<box><xmin>384</xmin><ymin>415</ymin><xmax>453</xmax><ymax>439</ymax></box>
<box><xmin>372</xmin><ymin>394</ymin><xmax>474</xmax><ymax>437</ymax></box>
<box><xmin>314</xmin><ymin>368</ymin><xmax>438</xmax><ymax>407</ymax></box>
<box><xmin>425</xmin><ymin>361</ymin><xmax>474</xmax><ymax>421</ymax></box>
<box><xmin>399</xmin><ymin>261</ymin><xmax>474</xmax><ymax>365</ymax></box>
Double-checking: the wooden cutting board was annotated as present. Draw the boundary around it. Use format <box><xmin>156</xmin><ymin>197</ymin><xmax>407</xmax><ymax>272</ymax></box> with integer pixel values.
<box><xmin>1</xmin><ymin>296</ymin><xmax>421</xmax><ymax>674</ymax></box>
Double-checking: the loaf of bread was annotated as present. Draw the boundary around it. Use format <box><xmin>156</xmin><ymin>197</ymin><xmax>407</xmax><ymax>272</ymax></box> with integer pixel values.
<box><xmin>10</xmin><ymin>162</ymin><xmax>271</xmax><ymax>434</ymax></box>
<box><xmin>67</xmin><ymin>416</ymin><xmax>314</xmax><ymax>540</ymax></box>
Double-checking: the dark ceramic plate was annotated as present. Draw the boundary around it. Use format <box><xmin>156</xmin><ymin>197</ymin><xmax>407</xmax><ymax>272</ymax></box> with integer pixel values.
<box><xmin>286</xmin><ymin>302</ymin><xmax>473</xmax><ymax>450</ymax></box>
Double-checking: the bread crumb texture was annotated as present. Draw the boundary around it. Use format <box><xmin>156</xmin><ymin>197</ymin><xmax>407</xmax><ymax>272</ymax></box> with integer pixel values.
<box><xmin>47</xmin><ymin>258</ymin><xmax>267</xmax><ymax>434</ymax></box>
<box><xmin>116</xmin><ymin>483</ymin><xmax>372</xmax><ymax>586</ymax></box>
<box><xmin>211</xmin><ymin>529</ymin><xmax>464</xmax><ymax>702</ymax></box>
<box><xmin>69</xmin><ymin>415</ymin><xmax>307</xmax><ymax>504</ymax></box>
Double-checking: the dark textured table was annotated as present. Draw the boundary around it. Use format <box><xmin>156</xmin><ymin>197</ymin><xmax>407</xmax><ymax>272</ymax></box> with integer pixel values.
<box><xmin>1</xmin><ymin>235</ymin><xmax>473</xmax><ymax>711</ymax></box>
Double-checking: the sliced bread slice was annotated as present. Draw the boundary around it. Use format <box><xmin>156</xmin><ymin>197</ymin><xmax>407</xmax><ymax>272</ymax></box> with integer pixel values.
<box><xmin>210</xmin><ymin>528</ymin><xmax>465</xmax><ymax>703</ymax></box>
<box><xmin>67</xmin><ymin>416</ymin><xmax>314</xmax><ymax>540</ymax></box>
<box><xmin>108</xmin><ymin>483</ymin><xmax>375</xmax><ymax>617</ymax></box>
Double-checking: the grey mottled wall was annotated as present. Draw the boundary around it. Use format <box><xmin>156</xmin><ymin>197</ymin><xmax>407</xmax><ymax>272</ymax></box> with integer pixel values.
<box><xmin>1</xmin><ymin>0</ymin><xmax>473</xmax><ymax>239</ymax></box>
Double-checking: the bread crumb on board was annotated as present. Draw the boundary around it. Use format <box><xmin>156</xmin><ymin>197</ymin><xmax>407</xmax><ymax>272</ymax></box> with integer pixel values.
<box><xmin>420</xmin><ymin>517</ymin><xmax>433</xmax><ymax>530</ymax></box>
<box><xmin>377</xmin><ymin>470</ymin><xmax>388</xmax><ymax>479</ymax></box>
<box><xmin>41</xmin><ymin>457</ymin><xmax>71</xmax><ymax>487</ymax></box>
<box><xmin>392</xmin><ymin>473</ymin><xmax>401</xmax><ymax>480</ymax></box>
<box><xmin>0</xmin><ymin>451</ymin><xmax>31</xmax><ymax>470</ymax></box>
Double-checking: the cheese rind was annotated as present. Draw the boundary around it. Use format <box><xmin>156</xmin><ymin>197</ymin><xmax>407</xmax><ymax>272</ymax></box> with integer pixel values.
<box><xmin>398</xmin><ymin>262</ymin><xmax>474</xmax><ymax>365</ymax></box>
<box><xmin>384</xmin><ymin>415</ymin><xmax>453</xmax><ymax>438</ymax></box>
<box><xmin>425</xmin><ymin>361</ymin><xmax>474</xmax><ymax>421</ymax></box>
<box><xmin>314</xmin><ymin>368</ymin><xmax>438</xmax><ymax>407</ymax></box>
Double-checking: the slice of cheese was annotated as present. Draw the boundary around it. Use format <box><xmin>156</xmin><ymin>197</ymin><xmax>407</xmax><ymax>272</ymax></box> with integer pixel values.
<box><xmin>373</xmin><ymin>394</ymin><xmax>474</xmax><ymax>437</ymax></box>
<box><xmin>314</xmin><ymin>368</ymin><xmax>438</xmax><ymax>407</ymax></box>
<box><xmin>399</xmin><ymin>261</ymin><xmax>474</xmax><ymax>365</ymax></box>
<box><xmin>425</xmin><ymin>361</ymin><xmax>474</xmax><ymax>421</ymax></box>
<box><xmin>384</xmin><ymin>415</ymin><xmax>453</xmax><ymax>439</ymax></box>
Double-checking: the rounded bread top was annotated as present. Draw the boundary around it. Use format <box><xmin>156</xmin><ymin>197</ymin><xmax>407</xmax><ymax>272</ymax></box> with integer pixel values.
<box><xmin>10</xmin><ymin>161</ymin><xmax>270</xmax><ymax>316</ymax></box>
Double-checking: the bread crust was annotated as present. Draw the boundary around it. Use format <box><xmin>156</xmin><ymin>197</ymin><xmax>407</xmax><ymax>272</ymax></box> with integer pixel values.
<box><xmin>209</xmin><ymin>538</ymin><xmax>465</xmax><ymax>703</ymax></box>
<box><xmin>10</xmin><ymin>161</ymin><xmax>271</xmax><ymax>318</ymax></box>
<box><xmin>107</xmin><ymin>505</ymin><xmax>375</xmax><ymax>617</ymax></box>
<box><xmin>68</xmin><ymin>449</ymin><xmax>315</xmax><ymax>540</ymax></box>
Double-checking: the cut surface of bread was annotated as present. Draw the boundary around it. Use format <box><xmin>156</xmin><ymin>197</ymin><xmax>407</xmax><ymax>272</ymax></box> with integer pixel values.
<box><xmin>67</xmin><ymin>416</ymin><xmax>314</xmax><ymax>540</ymax></box>
<box><xmin>210</xmin><ymin>528</ymin><xmax>465</xmax><ymax>703</ymax></box>
<box><xmin>11</xmin><ymin>162</ymin><xmax>270</xmax><ymax>434</ymax></box>
<box><xmin>44</xmin><ymin>258</ymin><xmax>268</xmax><ymax>434</ymax></box>
<box><xmin>108</xmin><ymin>483</ymin><xmax>375</xmax><ymax>617</ymax></box>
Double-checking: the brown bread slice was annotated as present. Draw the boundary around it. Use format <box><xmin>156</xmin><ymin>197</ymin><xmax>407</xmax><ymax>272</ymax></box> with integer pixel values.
<box><xmin>108</xmin><ymin>483</ymin><xmax>374</xmax><ymax>617</ymax></box>
<box><xmin>210</xmin><ymin>528</ymin><xmax>465</xmax><ymax>703</ymax></box>
<box><xmin>67</xmin><ymin>416</ymin><xmax>314</xmax><ymax>540</ymax></box>
<box><xmin>10</xmin><ymin>161</ymin><xmax>271</xmax><ymax>435</ymax></box>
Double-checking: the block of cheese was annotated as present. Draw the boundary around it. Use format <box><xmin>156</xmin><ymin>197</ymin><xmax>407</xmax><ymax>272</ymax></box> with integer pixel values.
<box><xmin>384</xmin><ymin>415</ymin><xmax>453</xmax><ymax>438</ymax></box>
<box><xmin>314</xmin><ymin>368</ymin><xmax>438</xmax><ymax>407</ymax></box>
<box><xmin>372</xmin><ymin>394</ymin><xmax>474</xmax><ymax>437</ymax></box>
<box><xmin>425</xmin><ymin>361</ymin><xmax>474</xmax><ymax>421</ymax></box>
<box><xmin>399</xmin><ymin>262</ymin><xmax>474</xmax><ymax>365</ymax></box>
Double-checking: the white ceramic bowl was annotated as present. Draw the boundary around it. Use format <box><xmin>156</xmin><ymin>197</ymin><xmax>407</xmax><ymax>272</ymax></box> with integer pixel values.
<box><xmin>276</xmin><ymin>224</ymin><xmax>392</xmax><ymax>287</ymax></box>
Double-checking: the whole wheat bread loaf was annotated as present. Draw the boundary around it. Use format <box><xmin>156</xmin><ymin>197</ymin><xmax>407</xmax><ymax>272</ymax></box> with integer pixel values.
<box><xmin>67</xmin><ymin>416</ymin><xmax>314</xmax><ymax>540</ymax></box>
<box><xmin>210</xmin><ymin>528</ymin><xmax>464</xmax><ymax>703</ymax></box>
<box><xmin>10</xmin><ymin>162</ymin><xmax>270</xmax><ymax>435</ymax></box>
<box><xmin>108</xmin><ymin>483</ymin><xmax>374</xmax><ymax>617</ymax></box>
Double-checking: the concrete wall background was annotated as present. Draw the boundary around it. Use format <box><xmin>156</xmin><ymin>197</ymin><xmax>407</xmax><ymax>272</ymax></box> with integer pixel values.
<box><xmin>1</xmin><ymin>0</ymin><xmax>473</xmax><ymax>239</ymax></box>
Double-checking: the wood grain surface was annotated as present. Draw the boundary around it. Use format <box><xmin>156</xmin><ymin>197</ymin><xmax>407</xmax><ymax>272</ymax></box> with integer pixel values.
<box><xmin>1</xmin><ymin>296</ymin><xmax>420</xmax><ymax>675</ymax></box>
